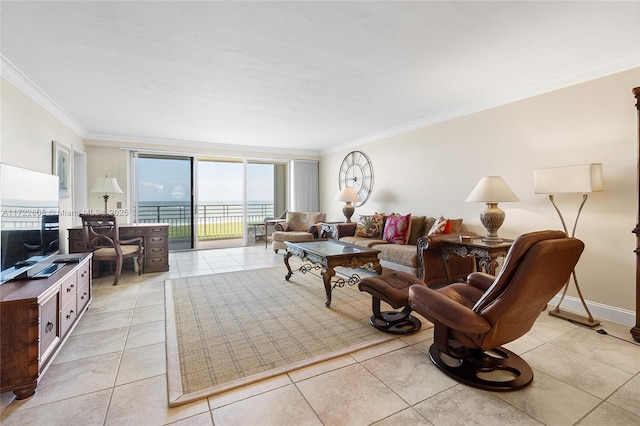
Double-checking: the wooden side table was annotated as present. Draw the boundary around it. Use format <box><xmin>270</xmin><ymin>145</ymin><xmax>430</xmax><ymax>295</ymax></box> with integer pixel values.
<box><xmin>442</xmin><ymin>237</ymin><xmax>514</xmax><ymax>282</ymax></box>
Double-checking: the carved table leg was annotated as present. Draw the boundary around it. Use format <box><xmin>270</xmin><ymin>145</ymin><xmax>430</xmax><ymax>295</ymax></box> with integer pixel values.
<box><xmin>322</xmin><ymin>267</ymin><xmax>336</xmax><ymax>307</ymax></box>
<box><xmin>284</xmin><ymin>251</ymin><xmax>293</xmax><ymax>281</ymax></box>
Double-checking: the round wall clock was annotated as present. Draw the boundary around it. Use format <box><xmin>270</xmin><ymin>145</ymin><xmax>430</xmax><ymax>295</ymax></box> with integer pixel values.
<box><xmin>338</xmin><ymin>150</ymin><xmax>374</xmax><ymax>206</ymax></box>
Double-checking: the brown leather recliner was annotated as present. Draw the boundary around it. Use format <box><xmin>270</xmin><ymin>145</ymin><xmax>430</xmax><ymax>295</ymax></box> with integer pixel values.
<box><xmin>408</xmin><ymin>230</ymin><xmax>584</xmax><ymax>391</ymax></box>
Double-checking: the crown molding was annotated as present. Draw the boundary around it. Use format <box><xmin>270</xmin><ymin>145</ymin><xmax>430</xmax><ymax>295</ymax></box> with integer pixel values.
<box><xmin>85</xmin><ymin>133</ymin><xmax>321</xmax><ymax>158</ymax></box>
<box><xmin>1</xmin><ymin>54</ymin><xmax>87</xmax><ymax>137</ymax></box>
<box><xmin>323</xmin><ymin>54</ymin><xmax>640</xmax><ymax>155</ymax></box>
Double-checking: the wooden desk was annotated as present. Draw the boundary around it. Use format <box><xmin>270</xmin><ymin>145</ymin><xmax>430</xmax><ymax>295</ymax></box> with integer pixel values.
<box><xmin>442</xmin><ymin>237</ymin><xmax>513</xmax><ymax>281</ymax></box>
<box><xmin>68</xmin><ymin>223</ymin><xmax>169</xmax><ymax>273</ymax></box>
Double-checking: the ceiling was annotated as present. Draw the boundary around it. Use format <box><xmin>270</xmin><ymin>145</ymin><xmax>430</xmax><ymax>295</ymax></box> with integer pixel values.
<box><xmin>1</xmin><ymin>1</ymin><xmax>639</xmax><ymax>155</ymax></box>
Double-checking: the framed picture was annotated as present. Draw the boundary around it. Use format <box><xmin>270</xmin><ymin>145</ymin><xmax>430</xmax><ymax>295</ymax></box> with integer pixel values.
<box><xmin>52</xmin><ymin>141</ymin><xmax>71</xmax><ymax>198</ymax></box>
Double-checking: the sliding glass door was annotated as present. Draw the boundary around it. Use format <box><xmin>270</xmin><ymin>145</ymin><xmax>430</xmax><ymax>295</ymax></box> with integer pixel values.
<box><xmin>134</xmin><ymin>153</ymin><xmax>195</xmax><ymax>250</ymax></box>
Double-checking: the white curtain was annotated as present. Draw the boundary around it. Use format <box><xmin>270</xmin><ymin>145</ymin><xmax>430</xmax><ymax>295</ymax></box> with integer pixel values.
<box><xmin>290</xmin><ymin>160</ymin><xmax>319</xmax><ymax>212</ymax></box>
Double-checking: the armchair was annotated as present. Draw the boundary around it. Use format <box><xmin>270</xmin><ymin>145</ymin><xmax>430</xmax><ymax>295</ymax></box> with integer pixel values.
<box><xmin>408</xmin><ymin>230</ymin><xmax>584</xmax><ymax>390</ymax></box>
<box><xmin>271</xmin><ymin>211</ymin><xmax>326</xmax><ymax>253</ymax></box>
<box><xmin>80</xmin><ymin>214</ymin><xmax>144</xmax><ymax>286</ymax></box>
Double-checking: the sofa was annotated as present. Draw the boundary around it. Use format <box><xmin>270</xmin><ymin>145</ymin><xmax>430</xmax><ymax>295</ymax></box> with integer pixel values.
<box><xmin>271</xmin><ymin>211</ymin><xmax>326</xmax><ymax>253</ymax></box>
<box><xmin>334</xmin><ymin>213</ymin><xmax>476</xmax><ymax>286</ymax></box>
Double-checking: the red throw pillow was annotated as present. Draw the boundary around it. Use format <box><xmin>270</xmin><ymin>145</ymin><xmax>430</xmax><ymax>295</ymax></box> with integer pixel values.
<box><xmin>383</xmin><ymin>213</ymin><xmax>412</xmax><ymax>245</ymax></box>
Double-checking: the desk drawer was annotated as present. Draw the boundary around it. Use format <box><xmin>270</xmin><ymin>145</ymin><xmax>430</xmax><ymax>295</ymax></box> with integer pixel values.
<box><xmin>147</xmin><ymin>235</ymin><xmax>167</xmax><ymax>247</ymax></box>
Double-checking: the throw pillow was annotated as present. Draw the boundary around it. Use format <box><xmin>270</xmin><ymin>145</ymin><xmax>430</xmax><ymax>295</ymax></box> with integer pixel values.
<box><xmin>383</xmin><ymin>213</ymin><xmax>412</xmax><ymax>245</ymax></box>
<box><xmin>355</xmin><ymin>213</ymin><xmax>385</xmax><ymax>238</ymax></box>
<box><xmin>428</xmin><ymin>216</ymin><xmax>450</xmax><ymax>236</ymax></box>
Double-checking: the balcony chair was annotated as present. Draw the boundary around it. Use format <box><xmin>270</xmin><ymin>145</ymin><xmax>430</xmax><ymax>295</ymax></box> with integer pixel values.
<box><xmin>408</xmin><ymin>230</ymin><xmax>584</xmax><ymax>391</ymax></box>
<box><xmin>80</xmin><ymin>214</ymin><xmax>144</xmax><ymax>285</ymax></box>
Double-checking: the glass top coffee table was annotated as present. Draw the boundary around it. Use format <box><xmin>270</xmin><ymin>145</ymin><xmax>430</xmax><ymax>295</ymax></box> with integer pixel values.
<box><xmin>284</xmin><ymin>240</ymin><xmax>382</xmax><ymax>307</ymax></box>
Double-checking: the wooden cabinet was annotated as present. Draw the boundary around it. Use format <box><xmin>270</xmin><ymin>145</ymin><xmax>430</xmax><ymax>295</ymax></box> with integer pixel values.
<box><xmin>0</xmin><ymin>253</ymin><xmax>92</xmax><ymax>399</ymax></box>
<box><xmin>68</xmin><ymin>223</ymin><xmax>169</xmax><ymax>273</ymax></box>
<box><xmin>632</xmin><ymin>87</ymin><xmax>640</xmax><ymax>343</ymax></box>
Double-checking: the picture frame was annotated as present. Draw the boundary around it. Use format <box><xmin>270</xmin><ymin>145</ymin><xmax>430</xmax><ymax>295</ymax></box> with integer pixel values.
<box><xmin>52</xmin><ymin>140</ymin><xmax>71</xmax><ymax>198</ymax></box>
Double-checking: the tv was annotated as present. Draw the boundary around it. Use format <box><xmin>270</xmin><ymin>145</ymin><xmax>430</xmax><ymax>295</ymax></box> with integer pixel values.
<box><xmin>1</xmin><ymin>163</ymin><xmax>61</xmax><ymax>283</ymax></box>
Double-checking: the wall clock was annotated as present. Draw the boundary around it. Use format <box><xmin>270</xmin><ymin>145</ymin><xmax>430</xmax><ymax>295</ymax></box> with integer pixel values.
<box><xmin>338</xmin><ymin>150</ymin><xmax>373</xmax><ymax>206</ymax></box>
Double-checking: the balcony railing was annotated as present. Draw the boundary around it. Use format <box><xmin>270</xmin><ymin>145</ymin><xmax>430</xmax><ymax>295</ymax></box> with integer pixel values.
<box><xmin>137</xmin><ymin>203</ymin><xmax>274</xmax><ymax>240</ymax></box>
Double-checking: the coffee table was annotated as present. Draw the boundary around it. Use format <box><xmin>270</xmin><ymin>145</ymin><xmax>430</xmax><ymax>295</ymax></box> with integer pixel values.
<box><xmin>284</xmin><ymin>240</ymin><xmax>382</xmax><ymax>307</ymax></box>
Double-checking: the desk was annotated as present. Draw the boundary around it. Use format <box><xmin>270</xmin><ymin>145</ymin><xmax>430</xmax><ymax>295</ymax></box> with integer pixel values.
<box><xmin>68</xmin><ymin>223</ymin><xmax>169</xmax><ymax>273</ymax></box>
<box><xmin>442</xmin><ymin>237</ymin><xmax>513</xmax><ymax>282</ymax></box>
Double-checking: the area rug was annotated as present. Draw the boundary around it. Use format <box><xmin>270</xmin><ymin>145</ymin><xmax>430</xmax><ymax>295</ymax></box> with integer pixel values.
<box><xmin>165</xmin><ymin>266</ymin><xmax>399</xmax><ymax>406</ymax></box>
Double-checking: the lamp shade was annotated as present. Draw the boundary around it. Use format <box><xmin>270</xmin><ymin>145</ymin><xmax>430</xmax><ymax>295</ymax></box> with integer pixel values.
<box><xmin>465</xmin><ymin>176</ymin><xmax>519</xmax><ymax>203</ymax></box>
<box><xmin>90</xmin><ymin>177</ymin><xmax>123</xmax><ymax>194</ymax></box>
<box><xmin>335</xmin><ymin>186</ymin><xmax>361</xmax><ymax>203</ymax></box>
<box><xmin>533</xmin><ymin>163</ymin><xmax>603</xmax><ymax>194</ymax></box>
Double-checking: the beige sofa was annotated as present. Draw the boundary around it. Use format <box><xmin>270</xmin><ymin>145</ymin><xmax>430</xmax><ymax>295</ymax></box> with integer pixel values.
<box><xmin>336</xmin><ymin>214</ymin><xmax>475</xmax><ymax>286</ymax></box>
<box><xmin>271</xmin><ymin>211</ymin><xmax>326</xmax><ymax>253</ymax></box>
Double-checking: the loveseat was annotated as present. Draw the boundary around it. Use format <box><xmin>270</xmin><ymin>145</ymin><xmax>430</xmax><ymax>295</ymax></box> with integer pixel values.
<box><xmin>271</xmin><ymin>211</ymin><xmax>326</xmax><ymax>253</ymax></box>
<box><xmin>335</xmin><ymin>214</ymin><xmax>475</xmax><ymax>285</ymax></box>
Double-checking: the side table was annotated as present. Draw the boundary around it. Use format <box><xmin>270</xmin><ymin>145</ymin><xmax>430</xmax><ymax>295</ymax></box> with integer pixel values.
<box><xmin>442</xmin><ymin>237</ymin><xmax>514</xmax><ymax>282</ymax></box>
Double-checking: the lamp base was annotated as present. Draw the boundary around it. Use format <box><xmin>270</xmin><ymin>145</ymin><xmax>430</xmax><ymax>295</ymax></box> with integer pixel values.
<box><xmin>479</xmin><ymin>203</ymin><xmax>505</xmax><ymax>245</ymax></box>
<box><xmin>481</xmin><ymin>236</ymin><xmax>504</xmax><ymax>245</ymax></box>
<box><xmin>342</xmin><ymin>203</ymin><xmax>355</xmax><ymax>223</ymax></box>
<box><xmin>549</xmin><ymin>308</ymin><xmax>600</xmax><ymax>327</ymax></box>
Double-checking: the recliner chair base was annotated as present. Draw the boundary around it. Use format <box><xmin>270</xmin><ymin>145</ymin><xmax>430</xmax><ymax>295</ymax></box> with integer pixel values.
<box><xmin>370</xmin><ymin>301</ymin><xmax>421</xmax><ymax>334</ymax></box>
<box><xmin>428</xmin><ymin>343</ymin><xmax>533</xmax><ymax>391</ymax></box>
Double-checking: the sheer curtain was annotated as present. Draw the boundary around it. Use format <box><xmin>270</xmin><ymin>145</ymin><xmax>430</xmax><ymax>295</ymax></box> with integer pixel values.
<box><xmin>290</xmin><ymin>160</ymin><xmax>319</xmax><ymax>212</ymax></box>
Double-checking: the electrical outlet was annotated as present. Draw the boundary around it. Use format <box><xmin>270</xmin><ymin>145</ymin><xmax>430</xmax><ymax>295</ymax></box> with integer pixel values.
<box><xmin>116</xmin><ymin>202</ymin><xmax>122</xmax><ymax>209</ymax></box>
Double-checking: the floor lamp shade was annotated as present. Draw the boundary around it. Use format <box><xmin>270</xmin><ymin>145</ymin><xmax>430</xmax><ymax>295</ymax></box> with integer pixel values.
<box><xmin>335</xmin><ymin>186</ymin><xmax>361</xmax><ymax>223</ymax></box>
<box><xmin>533</xmin><ymin>163</ymin><xmax>603</xmax><ymax>194</ymax></box>
<box><xmin>466</xmin><ymin>176</ymin><xmax>519</xmax><ymax>244</ymax></box>
<box><xmin>90</xmin><ymin>176</ymin><xmax>123</xmax><ymax>213</ymax></box>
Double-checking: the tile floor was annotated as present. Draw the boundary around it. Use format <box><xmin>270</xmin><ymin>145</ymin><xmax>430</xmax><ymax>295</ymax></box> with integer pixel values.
<box><xmin>1</xmin><ymin>245</ymin><xmax>639</xmax><ymax>426</ymax></box>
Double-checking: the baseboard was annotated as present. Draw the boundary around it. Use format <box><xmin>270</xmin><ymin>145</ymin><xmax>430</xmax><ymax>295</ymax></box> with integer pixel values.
<box><xmin>548</xmin><ymin>294</ymin><xmax>636</xmax><ymax>327</ymax></box>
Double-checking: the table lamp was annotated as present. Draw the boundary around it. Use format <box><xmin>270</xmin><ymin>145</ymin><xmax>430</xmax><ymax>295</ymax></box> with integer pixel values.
<box><xmin>466</xmin><ymin>176</ymin><xmax>519</xmax><ymax>244</ymax></box>
<box><xmin>90</xmin><ymin>175</ymin><xmax>123</xmax><ymax>213</ymax></box>
<box><xmin>335</xmin><ymin>186</ymin><xmax>360</xmax><ymax>222</ymax></box>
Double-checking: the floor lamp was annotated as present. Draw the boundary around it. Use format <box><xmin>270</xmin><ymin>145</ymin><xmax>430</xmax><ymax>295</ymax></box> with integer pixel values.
<box><xmin>533</xmin><ymin>163</ymin><xmax>603</xmax><ymax>327</ymax></box>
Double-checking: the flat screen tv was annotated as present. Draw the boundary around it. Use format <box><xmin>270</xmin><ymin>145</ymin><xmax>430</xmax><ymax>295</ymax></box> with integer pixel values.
<box><xmin>1</xmin><ymin>163</ymin><xmax>60</xmax><ymax>283</ymax></box>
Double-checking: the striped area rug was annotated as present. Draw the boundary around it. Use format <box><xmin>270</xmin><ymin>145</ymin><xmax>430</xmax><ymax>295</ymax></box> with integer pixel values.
<box><xmin>165</xmin><ymin>266</ymin><xmax>399</xmax><ymax>406</ymax></box>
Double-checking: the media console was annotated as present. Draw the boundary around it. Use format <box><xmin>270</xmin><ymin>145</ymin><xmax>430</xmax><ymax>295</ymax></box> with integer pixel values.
<box><xmin>0</xmin><ymin>252</ymin><xmax>92</xmax><ymax>399</ymax></box>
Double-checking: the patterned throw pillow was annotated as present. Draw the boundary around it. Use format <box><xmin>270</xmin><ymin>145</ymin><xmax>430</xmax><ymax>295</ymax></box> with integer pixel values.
<box><xmin>383</xmin><ymin>213</ymin><xmax>412</xmax><ymax>245</ymax></box>
<box><xmin>355</xmin><ymin>213</ymin><xmax>385</xmax><ymax>238</ymax></box>
<box><xmin>428</xmin><ymin>215</ymin><xmax>450</xmax><ymax>236</ymax></box>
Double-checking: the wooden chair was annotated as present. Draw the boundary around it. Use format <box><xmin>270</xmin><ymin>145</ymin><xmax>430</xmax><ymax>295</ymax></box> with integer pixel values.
<box><xmin>80</xmin><ymin>214</ymin><xmax>143</xmax><ymax>285</ymax></box>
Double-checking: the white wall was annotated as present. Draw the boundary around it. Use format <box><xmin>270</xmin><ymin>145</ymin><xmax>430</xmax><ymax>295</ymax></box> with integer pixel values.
<box><xmin>320</xmin><ymin>68</ymin><xmax>639</xmax><ymax>319</ymax></box>
<box><xmin>1</xmin><ymin>79</ymin><xmax>86</xmax><ymax>253</ymax></box>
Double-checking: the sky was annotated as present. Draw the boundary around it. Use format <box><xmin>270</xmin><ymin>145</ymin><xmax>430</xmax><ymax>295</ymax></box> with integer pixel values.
<box><xmin>137</xmin><ymin>157</ymin><xmax>274</xmax><ymax>203</ymax></box>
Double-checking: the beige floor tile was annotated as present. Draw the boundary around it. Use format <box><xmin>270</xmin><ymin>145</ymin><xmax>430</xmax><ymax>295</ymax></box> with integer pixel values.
<box><xmin>362</xmin><ymin>346</ymin><xmax>458</xmax><ymax>405</ymax></box>
<box><xmin>503</xmin><ymin>331</ymin><xmax>546</xmax><ymax>355</ymax></box>
<box><xmin>550</xmin><ymin>327</ymin><xmax>640</xmax><ymax>374</ymax></box>
<box><xmin>135</xmin><ymin>289</ymin><xmax>165</xmax><ymax>307</ymax></box>
<box><xmin>496</xmin><ymin>369</ymin><xmax>601</xmax><ymax>425</ymax></box>
<box><xmin>124</xmin><ymin>320</ymin><xmax>166</xmax><ymax>349</ymax></box>
<box><xmin>13</xmin><ymin>352</ymin><xmax>121</xmax><ymax>409</ymax></box>
<box><xmin>89</xmin><ymin>286</ymin><xmax>140</xmax><ymax>314</ymax></box>
<box><xmin>168</xmin><ymin>411</ymin><xmax>215</xmax><ymax>425</ymax></box>
<box><xmin>0</xmin><ymin>389</ymin><xmax>111</xmax><ymax>426</ymax></box>
<box><xmin>115</xmin><ymin>342</ymin><xmax>166</xmax><ymax>386</ymax></box>
<box><xmin>350</xmin><ymin>338</ymin><xmax>408</xmax><ymax>362</ymax></box>
<box><xmin>207</xmin><ymin>375</ymin><xmax>292</xmax><ymax>410</ymax></box>
<box><xmin>296</xmin><ymin>363</ymin><xmax>408</xmax><ymax>426</ymax></box>
<box><xmin>106</xmin><ymin>375</ymin><xmax>209</xmax><ymax>425</ymax></box>
<box><xmin>526</xmin><ymin>312</ymin><xmax>579</xmax><ymax>342</ymax></box>
<box><xmin>288</xmin><ymin>354</ymin><xmax>357</xmax><ymax>383</ymax></box>
<box><xmin>523</xmin><ymin>343</ymin><xmax>634</xmax><ymax>399</ymax></box>
<box><xmin>72</xmin><ymin>308</ymin><xmax>133</xmax><ymax>335</ymax></box>
<box><xmin>131</xmin><ymin>303</ymin><xmax>166</xmax><ymax>325</ymax></box>
<box><xmin>414</xmin><ymin>385</ymin><xmax>541</xmax><ymax>426</ymax></box>
<box><xmin>578</xmin><ymin>401</ymin><xmax>640</xmax><ymax>425</ymax></box>
<box><xmin>372</xmin><ymin>407</ymin><xmax>432</xmax><ymax>426</ymax></box>
<box><xmin>608</xmin><ymin>374</ymin><xmax>640</xmax><ymax>416</ymax></box>
<box><xmin>52</xmin><ymin>326</ymin><xmax>128</xmax><ymax>363</ymax></box>
<box><xmin>213</xmin><ymin>384</ymin><xmax>322</xmax><ymax>426</ymax></box>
